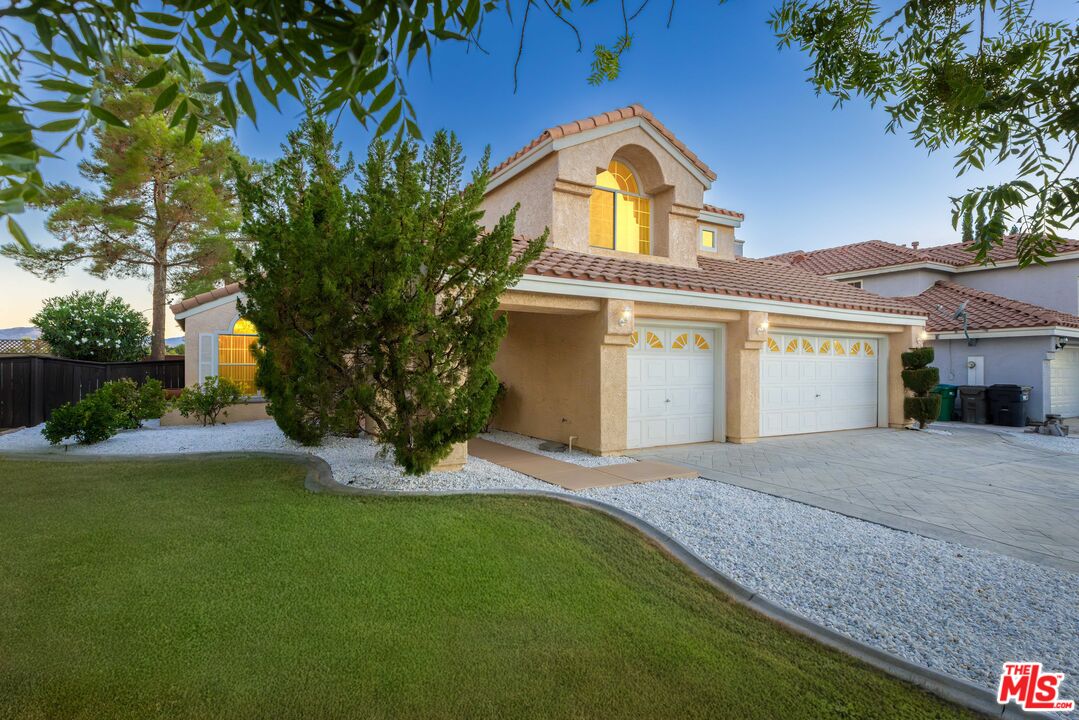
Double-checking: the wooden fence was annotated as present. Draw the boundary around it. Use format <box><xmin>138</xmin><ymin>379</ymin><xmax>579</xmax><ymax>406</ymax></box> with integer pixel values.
<box><xmin>0</xmin><ymin>355</ymin><xmax>185</xmax><ymax>429</ymax></box>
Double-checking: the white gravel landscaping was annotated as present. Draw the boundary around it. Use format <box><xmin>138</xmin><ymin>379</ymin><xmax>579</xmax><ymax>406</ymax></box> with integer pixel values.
<box><xmin>580</xmin><ymin>478</ymin><xmax>1079</xmax><ymax>704</ymax></box>
<box><xmin>2</xmin><ymin>418</ymin><xmax>1077</xmax><ymax>708</ymax></box>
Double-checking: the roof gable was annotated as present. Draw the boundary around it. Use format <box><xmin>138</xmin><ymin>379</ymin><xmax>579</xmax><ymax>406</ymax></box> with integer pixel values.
<box><xmin>490</xmin><ymin>104</ymin><xmax>717</xmax><ymax>187</ymax></box>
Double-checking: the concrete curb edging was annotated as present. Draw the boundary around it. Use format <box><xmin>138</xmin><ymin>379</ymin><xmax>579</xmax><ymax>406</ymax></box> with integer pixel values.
<box><xmin>1</xmin><ymin>450</ymin><xmax>1036</xmax><ymax>719</ymax></box>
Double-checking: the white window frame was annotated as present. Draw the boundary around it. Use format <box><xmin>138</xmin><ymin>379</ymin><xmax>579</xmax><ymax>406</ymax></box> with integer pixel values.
<box><xmin>699</xmin><ymin>227</ymin><xmax>717</xmax><ymax>253</ymax></box>
<box><xmin>590</xmin><ymin>158</ymin><xmax>653</xmax><ymax>255</ymax></box>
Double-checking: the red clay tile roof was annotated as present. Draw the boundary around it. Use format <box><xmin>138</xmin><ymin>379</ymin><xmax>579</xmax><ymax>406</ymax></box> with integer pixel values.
<box><xmin>900</xmin><ymin>281</ymin><xmax>1079</xmax><ymax>332</ymax></box>
<box><xmin>923</xmin><ymin>234</ymin><xmax>1079</xmax><ymax>266</ymax></box>
<box><xmin>765</xmin><ymin>240</ymin><xmax>925</xmax><ymax>275</ymax></box>
<box><xmin>516</xmin><ymin>240</ymin><xmax>923</xmax><ymax>316</ymax></box>
<box><xmin>170</xmin><ymin>282</ymin><xmax>242</xmax><ymax>315</ymax></box>
<box><xmin>490</xmin><ymin>104</ymin><xmax>718</xmax><ymax>182</ymax></box>
<box><xmin>172</xmin><ymin>244</ymin><xmax>923</xmax><ymax>319</ymax></box>
<box><xmin>701</xmin><ymin>203</ymin><xmax>745</xmax><ymax>221</ymax></box>
<box><xmin>765</xmin><ymin>235</ymin><xmax>1079</xmax><ymax>276</ymax></box>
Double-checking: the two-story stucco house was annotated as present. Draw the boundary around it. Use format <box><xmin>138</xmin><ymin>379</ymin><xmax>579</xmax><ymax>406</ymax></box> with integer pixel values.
<box><xmin>767</xmin><ymin>237</ymin><xmax>1079</xmax><ymax>420</ymax></box>
<box><xmin>170</xmin><ymin>105</ymin><xmax>926</xmax><ymax>454</ymax></box>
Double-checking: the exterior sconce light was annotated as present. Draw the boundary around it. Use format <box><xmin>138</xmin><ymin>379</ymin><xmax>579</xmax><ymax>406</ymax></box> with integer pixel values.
<box><xmin>1056</xmin><ymin>337</ymin><xmax>1070</xmax><ymax>351</ymax></box>
<box><xmin>619</xmin><ymin>306</ymin><xmax>632</xmax><ymax>327</ymax></box>
<box><xmin>756</xmin><ymin>320</ymin><xmax>769</xmax><ymax>334</ymax></box>
<box><xmin>919</xmin><ymin>330</ymin><xmax>930</xmax><ymax>342</ymax></box>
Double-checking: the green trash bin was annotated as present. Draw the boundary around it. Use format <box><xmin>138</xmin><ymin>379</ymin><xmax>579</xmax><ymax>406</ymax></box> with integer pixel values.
<box><xmin>931</xmin><ymin>384</ymin><xmax>958</xmax><ymax>421</ymax></box>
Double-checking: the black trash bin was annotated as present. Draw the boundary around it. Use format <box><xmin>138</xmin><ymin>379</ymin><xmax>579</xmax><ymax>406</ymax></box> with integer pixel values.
<box><xmin>987</xmin><ymin>384</ymin><xmax>1032</xmax><ymax>427</ymax></box>
<box><xmin>958</xmin><ymin>385</ymin><xmax>988</xmax><ymax>424</ymax></box>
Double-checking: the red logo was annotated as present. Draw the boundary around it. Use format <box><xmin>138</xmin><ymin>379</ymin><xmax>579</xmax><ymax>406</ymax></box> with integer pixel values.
<box><xmin>997</xmin><ymin>663</ymin><xmax>1074</xmax><ymax>712</ymax></box>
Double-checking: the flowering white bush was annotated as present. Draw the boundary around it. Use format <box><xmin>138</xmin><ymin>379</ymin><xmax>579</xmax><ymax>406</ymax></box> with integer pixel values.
<box><xmin>31</xmin><ymin>291</ymin><xmax>149</xmax><ymax>362</ymax></box>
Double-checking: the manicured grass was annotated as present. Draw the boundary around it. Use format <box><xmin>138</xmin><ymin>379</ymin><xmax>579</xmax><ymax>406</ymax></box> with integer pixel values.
<box><xmin>0</xmin><ymin>456</ymin><xmax>976</xmax><ymax>720</ymax></box>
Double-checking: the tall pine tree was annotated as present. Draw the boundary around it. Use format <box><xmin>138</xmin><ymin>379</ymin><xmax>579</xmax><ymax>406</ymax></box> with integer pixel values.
<box><xmin>4</xmin><ymin>55</ymin><xmax>248</xmax><ymax>359</ymax></box>
<box><xmin>237</xmin><ymin>112</ymin><xmax>545</xmax><ymax>474</ymax></box>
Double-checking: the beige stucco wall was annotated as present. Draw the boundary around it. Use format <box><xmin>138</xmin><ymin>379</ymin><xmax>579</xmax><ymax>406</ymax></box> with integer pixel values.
<box><xmin>697</xmin><ymin>222</ymin><xmax>736</xmax><ymax>261</ymax></box>
<box><xmin>492</xmin><ymin>293</ymin><xmax>924</xmax><ymax>453</ymax></box>
<box><xmin>180</xmin><ymin>299</ymin><xmax>244</xmax><ymax>387</ymax></box>
<box><xmin>482</xmin><ymin>124</ymin><xmax>712</xmax><ymax>269</ymax></box>
<box><xmin>160</xmin><ymin>400</ymin><xmax>270</xmax><ymax>426</ymax></box>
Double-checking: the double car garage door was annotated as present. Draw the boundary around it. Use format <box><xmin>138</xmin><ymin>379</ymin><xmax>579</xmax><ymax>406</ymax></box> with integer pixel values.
<box><xmin>627</xmin><ymin>326</ymin><xmax>880</xmax><ymax>449</ymax></box>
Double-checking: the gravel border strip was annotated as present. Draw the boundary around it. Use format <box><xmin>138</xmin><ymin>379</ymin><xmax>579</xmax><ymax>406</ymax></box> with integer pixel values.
<box><xmin>2</xmin><ymin>450</ymin><xmax>1030</xmax><ymax>719</ymax></box>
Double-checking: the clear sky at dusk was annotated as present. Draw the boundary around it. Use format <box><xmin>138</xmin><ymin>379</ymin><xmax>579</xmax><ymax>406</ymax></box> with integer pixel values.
<box><xmin>1</xmin><ymin>0</ymin><xmax>1072</xmax><ymax>334</ymax></box>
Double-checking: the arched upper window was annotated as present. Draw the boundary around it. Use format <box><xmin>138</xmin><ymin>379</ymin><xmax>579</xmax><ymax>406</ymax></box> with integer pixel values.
<box><xmin>218</xmin><ymin>318</ymin><xmax>258</xmax><ymax>394</ymax></box>
<box><xmin>588</xmin><ymin>160</ymin><xmax>651</xmax><ymax>255</ymax></box>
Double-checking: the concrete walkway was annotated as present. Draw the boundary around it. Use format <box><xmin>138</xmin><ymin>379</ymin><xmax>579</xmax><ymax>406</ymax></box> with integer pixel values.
<box><xmin>468</xmin><ymin>438</ymin><xmax>696</xmax><ymax>490</ymax></box>
<box><xmin>646</xmin><ymin>428</ymin><xmax>1079</xmax><ymax>573</ymax></box>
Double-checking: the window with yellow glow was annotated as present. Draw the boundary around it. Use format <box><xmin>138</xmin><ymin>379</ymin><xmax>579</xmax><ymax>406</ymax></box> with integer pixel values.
<box><xmin>218</xmin><ymin>318</ymin><xmax>258</xmax><ymax>395</ymax></box>
<box><xmin>701</xmin><ymin>229</ymin><xmax>715</xmax><ymax>251</ymax></box>
<box><xmin>588</xmin><ymin>160</ymin><xmax>651</xmax><ymax>254</ymax></box>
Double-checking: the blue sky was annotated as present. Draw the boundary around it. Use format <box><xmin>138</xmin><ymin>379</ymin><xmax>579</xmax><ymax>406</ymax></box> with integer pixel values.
<box><xmin>1</xmin><ymin>0</ymin><xmax>1070</xmax><ymax>332</ymax></box>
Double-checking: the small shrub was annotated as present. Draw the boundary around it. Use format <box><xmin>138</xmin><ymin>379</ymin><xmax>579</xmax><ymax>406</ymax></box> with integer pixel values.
<box><xmin>901</xmin><ymin>345</ymin><xmax>940</xmax><ymax>429</ymax></box>
<box><xmin>41</xmin><ymin>379</ymin><xmax>169</xmax><ymax>445</ymax></box>
<box><xmin>97</xmin><ymin>378</ymin><xmax>169</xmax><ymax>429</ymax></box>
<box><xmin>42</xmin><ymin>403</ymin><xmax>85</xmax><ymax>445</ymax></box>
<box><xmin>42</xmin><ymin>392</ymin><xmax>123</xmax><ymax>445</ymax></box>
<box><xmin>176</xmin><ymin>376</ymin><xmax>244</xmax><ymax>426</ymax></box>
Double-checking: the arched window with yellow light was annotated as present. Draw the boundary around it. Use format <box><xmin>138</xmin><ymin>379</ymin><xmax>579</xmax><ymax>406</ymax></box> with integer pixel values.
<box><xmin>217</xmin><ymin>318</ymin><xmax>259</xmax><ymax>395</ymax></box>
<box><xmin>588</xmin><ymin>159</ymin><xmax>651</xmax><ymax>255</ymax></box>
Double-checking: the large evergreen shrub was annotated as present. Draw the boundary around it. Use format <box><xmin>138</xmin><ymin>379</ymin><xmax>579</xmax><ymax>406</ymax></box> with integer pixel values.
<box><xmin>901</xmin><ymin>346</ymin><xmax>941</xmax><ymax>429</ymax></box>
<box><xmin>236</xmin><ymin>111</ymin><xmax>545</xmax><ymax>474</ymax></box>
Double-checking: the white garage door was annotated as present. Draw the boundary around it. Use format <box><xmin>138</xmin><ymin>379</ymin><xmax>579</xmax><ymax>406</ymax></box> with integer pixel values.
<box><xmin>1050</xmin><ymin>346</ymin><xmax>1079</xmax><ymax>416</ymax></box>
<box><xmin>760</xmin><ymin>334</ymin><xmax>878</xmax><ymax>437</ymax></box>
<box><xmin>627</xmin><ymin>326</ymin><xmax>715</xmax><ymax>449</ymax></box>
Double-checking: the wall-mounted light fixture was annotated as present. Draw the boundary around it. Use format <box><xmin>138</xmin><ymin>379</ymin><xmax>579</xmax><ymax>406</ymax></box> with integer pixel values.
<box><xmin>756</xmin><ymin>320</ymin><xmax>769</xmax><ymax>334</ymax></box>
<box><xmin>619</xmin><ymin>306</ymin><xmax>632</xmax><ymax>327</ymax></box>
<box><xmin>919</xmin><ymin>330</ymin><xmax>930</xmax><ymax>342</ymax></box>
<box><xmin>1056</xmin><ymin>337</ymin><xmax>1070</xmax><ymax>351</ymax></box>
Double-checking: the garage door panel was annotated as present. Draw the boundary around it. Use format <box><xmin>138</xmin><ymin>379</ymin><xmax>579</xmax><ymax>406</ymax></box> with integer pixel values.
<box><xmin>627</xmin><ymin>325</ymin><xmax>716</xmax><ymax>449</ymax></box>
<box><xmin>760</xmin><ymin>334</ymin><xmax>878</xmax><ymax>437</ymax></box>
<box><xmin>1051</xmin><ymin>347</ymin><xmax>1079</xmax><ymax>416</ymax></box>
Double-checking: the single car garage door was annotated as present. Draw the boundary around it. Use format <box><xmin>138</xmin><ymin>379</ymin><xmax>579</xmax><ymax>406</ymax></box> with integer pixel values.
<box><xmin>627</xmin><ymin>325</ymin><xmax>715</xmax><ymax>449</ymax></box>
<box><xmin>760</xmin><ymin>334</ymin><xmax>878</xmax><ymax>437</ymax></box>
<box><xmin>1050</xmin><ymin>346</ymin><xmax>1079</xmax><ymax>416</ymax></box>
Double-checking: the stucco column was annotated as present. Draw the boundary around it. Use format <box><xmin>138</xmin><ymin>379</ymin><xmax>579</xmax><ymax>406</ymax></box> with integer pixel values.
<box><xmin>596</xmin><ymin>299</ymin><xmax>635</xmax><ymax>455</ymax></box>
<box><xmin>887</xmin><ymin>325</ymin><xmax>923</xmax><ymax>429</ymax></box>
<box><xmin>725</xmin><ymin>311</ymin><xmax>768</xmax><ymax>443</ymax></box>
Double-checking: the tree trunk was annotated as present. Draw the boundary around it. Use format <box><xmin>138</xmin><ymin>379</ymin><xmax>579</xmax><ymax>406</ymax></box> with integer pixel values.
<box><xmin>150</xmin><ymin>258</ymin><xmax>167</xmax><ymax>360</ymax></box>
<box><xmin>150</xmin><ymin>178</ymin><xmax>167</xmax><ymax>360</ymax></box>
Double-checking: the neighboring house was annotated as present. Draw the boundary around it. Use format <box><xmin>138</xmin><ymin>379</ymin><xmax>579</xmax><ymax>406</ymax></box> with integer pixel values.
<box><xmin>766</xmin><ymin>237</ymin><xmax>1079</xmax><ymax>420</ymax></box>
<box><xmin>171</xmin><ymin>104</ymin><xmax>926</xmax><ymax>453</ymax></box>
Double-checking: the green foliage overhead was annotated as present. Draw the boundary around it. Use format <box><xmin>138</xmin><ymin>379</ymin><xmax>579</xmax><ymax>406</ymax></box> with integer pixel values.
<box><xmin>3</xmin><ymin>55</ymin><xmax>247</xmax><ymax>359</ymax></box>
<box><xmin>237</xmin><ymin>110</ymin><xmax>545</xmax><ymax>474</ymax></box>
<box><xmin>0</xmin><ymin>1</ymin><xmax>680</xmax><ymax>243</ymax></box>
<box><xmin>771</xmin><ymin>0</ymin><xmax>1079</xmax><ymax>265</ymax></box>
<box><xmin>31</xmin><ymin>290</ymin><xmax>149</xmax><ymax>362</ymax></box>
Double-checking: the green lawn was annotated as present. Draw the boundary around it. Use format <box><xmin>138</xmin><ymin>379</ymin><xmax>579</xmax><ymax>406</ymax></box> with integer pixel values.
<box><xmin>0</xmin><ymin>456</ymin><xmax>976</xmax><ymax>720</ymax></box>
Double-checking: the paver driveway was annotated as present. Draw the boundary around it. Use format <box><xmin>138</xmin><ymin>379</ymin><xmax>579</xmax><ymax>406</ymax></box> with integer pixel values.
<box><xmin>647</xmin><ymin>428</ymin><xmax>1079</xmax><ymax>573</ymax></box>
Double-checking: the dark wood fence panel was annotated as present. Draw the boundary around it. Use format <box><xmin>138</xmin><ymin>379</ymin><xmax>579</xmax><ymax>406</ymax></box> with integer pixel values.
<box><xmin>0</xmin><ymin>356</ymin><xmax>185</xmax><ymax>428</ymax></box>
